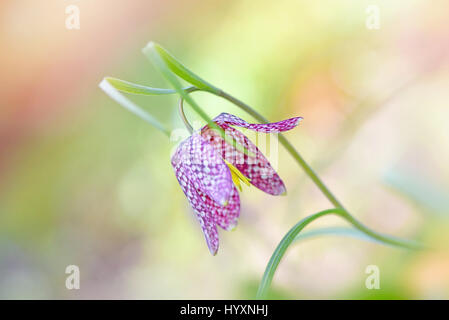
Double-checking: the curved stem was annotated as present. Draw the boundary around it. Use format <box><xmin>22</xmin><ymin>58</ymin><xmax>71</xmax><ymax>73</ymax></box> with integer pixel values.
<box><xmin>182</xmin><ymin>87</ymin><xmax>423</xmax><ymax>298</ymax></box>
<box><xmin>256</xmin><ymin>208</ymin><xmax>343</xmax><ymax>299</ymax></box>
<box><xmin>178</xmin><ymin>87</ymin><xmax>199</xmax><ymax>134</ymax></box>
<box><xmin>277</xmin><ymin>134</ymin><xmax>344</xmax><ymax>208</ymax></box>
<box><xmin>216</xmin><ymin>89</ymin><xmax>344</xmax><ymax>208</ymax></box>
<box><xmin>210</xmin><ymin>89</ymin><xmax>423</xmax><ymax>250</ymax></box>
<box><xmin>178</xmin><ymin>97</ymin><xmax>193</xmax><ymax>134</ymax></box>
<box><xmin>132</xmin><ymin>42</ymin><xmax>425</xmax><ymax>298</ymax></box>
<box><xmin>336</xmin><ymin>210</ymin><xmax>424</xmax><ymax>250</ymax></box>
<box><xmin>256</xmin><ymin>208</ymin><xmax>423</xmax><ymax>299</ymax></box>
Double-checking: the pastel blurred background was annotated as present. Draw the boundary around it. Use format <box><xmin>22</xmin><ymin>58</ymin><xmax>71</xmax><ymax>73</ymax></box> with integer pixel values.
<box><xmin>1</xmin><ymin>0</ymin><xmax>449</xmax><ymax>299</ymax></box>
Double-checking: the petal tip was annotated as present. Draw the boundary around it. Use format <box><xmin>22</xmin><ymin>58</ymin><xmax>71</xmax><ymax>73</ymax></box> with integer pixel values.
<box><xmin>227</xmin><ymin>222</ymin><xmax>238</xmax><ymax>231</ymax></box>
<box><xmin>292</xmin><ymin>117</ymin><xmax>303</xmax><ymax>128</ymax></box>
<box><xmin>205</xmin><ymin>234</ymin><xmax>219</xmax><ymax>255</ymax></box>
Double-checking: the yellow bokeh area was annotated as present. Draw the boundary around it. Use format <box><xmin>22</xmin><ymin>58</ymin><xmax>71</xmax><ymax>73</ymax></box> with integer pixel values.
<box><xmin>0</xmin><ymin>0</ymin><xmax>448</xmax><ymax>299</ymax></box>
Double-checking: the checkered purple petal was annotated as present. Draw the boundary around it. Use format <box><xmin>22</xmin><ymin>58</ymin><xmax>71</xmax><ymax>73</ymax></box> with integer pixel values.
<box><xmin>202</xmin><ymin>125</ymin><xmax>287</xmax><ymax>195</ymax></box>
<box><xmin>176</xmin><ymin>133</ymin><xmax>233</xmax><ymax>206</ymax></box>
<box><xmin>171</xmin><ymin>134</ymin><xmax>240</xmax><ymax>255</ymax></box>
<box><xmin>171</xmin><ymin>151</ymin><xmax>219</xmax><ymax>255</ymax></box>
<box><xmin>197</xmin><ymin>184</ymin><xmax>240</xmax><ymax>231</ymax></box>
<box><xmin>213</xmin><ymin>112</ymin><xmax>302</xmax><ymax>133</ymax></box>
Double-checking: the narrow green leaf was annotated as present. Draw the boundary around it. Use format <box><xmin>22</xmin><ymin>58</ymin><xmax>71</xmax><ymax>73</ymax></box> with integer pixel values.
<box><xmin>257</xmin><ymin>207</ymin><xmax>422</xmax><ymax>299</ymax></box>
<box><xmin>142</xmin><ymin>42</ymin><xmax>255</xmax><ymax>157</ymax></box>
<box><xmin>150</xmin><ymin>42</ymin><xmax>220</xmax><ymax>94</ymax></box>
<box><xmin>256</xmin><ymin>209</ymin><xmax>343</xmax><ymax>299</ymax></box>
<box><xmin>294</xmin><ymin>226</ymin><xmax>384</xmax><ymax>244</ymax></box>
<box><xmin>99</xmin><ymin>78</ymin><xmax>170</xmax><ymax>136</ymax></box>
<box><xmin>142</xmin><ymin>43</ymin><xmax>217</xmax><ymax>128</ymax></box>
<box><xmin>104</xmin><ymin>77</ymin><xmax>195</xmax><ymax>96</ymax></box>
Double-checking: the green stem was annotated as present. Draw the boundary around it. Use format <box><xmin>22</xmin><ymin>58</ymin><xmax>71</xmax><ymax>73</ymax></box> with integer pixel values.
<box><xmin>212</xmin><ymin>89</ymin><xmax>423</xmax><ymax>252</ymax></box>
<box><xmin>178</xmin><ymin>96</ymin><xmax>194</xmax><ymax>134</ymax></box>
<box><xmin>143</xmin><ymin>44</ymin><xmax>254</xmax><ymax>157</ymax></box>
<box><xmin>110</xmin><ymin>42</ymin><xmax>424</xmax><ymax>297</ymax></box>
<box><xmin>256</xmin><ymin>208</ymin><xmax>423</xmax><ymax>299</ymax></box>
<box><xmin>178</xmin><ymin>87</ymin><xmax>199</xmax><ymax>134</ymax></box>
<box><xmin>256</xmin><ymin>208</ymin><xmax>342</xmax><ymax>299</ymax></box>
<box><xmin>336</xmin><ymin>210</ymin><xmax>423</xmax><ymax>250</ymax></box>
<box><xmin>216</xmin><ymin>89</ymin><xmax>344</xmax><ymax>208</ymax></box>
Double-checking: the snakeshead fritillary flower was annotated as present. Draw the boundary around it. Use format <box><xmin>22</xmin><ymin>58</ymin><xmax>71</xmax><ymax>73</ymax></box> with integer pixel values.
<box><xmin>171</xmin><ymin>113</ymin><xmax>302</xmax><ymax>255</ymax></box>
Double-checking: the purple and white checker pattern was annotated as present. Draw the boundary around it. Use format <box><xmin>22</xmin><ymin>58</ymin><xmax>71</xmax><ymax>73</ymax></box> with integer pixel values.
<box><xmin>202</xmin><ymin>113</ymin><xmax>302</xmax><ymax>195</ymax></box>
<box><xmin>171</xmin><ymin>113</ymin><xmax>302</xmax><ymax>255</ymax></box>
<box><xmin>171</xmin><ymin>133</ymin><xmax>239</xmax><ymax>255</ymax></box>
<box><xmin>213</xmin><ymin>112</ymin><xmax>302</xmax><ymax>133</ymax></box>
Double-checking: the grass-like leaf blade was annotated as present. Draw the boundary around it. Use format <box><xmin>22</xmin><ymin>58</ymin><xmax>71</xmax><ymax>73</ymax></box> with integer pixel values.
<box><xmin>104</xmin><ymin>77</ymin><xmax>195</xmax><ymax>96</ymax></box>
<box><xmin>142</xmin><ymin>42</ymin><xmax>255</xmax><ymax>157</ymax></box>
<box><xmin>151</xmin><ymin>42</ymin><xmax>220</xmax><ymax>94</ymax></box>
<box><xmin>99</xmin><ymin>78</ymin><xmax>170</xmax><ymax>136</ymax></box>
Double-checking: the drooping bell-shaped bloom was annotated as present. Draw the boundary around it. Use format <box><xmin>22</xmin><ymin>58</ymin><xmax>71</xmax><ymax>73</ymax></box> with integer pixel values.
<box><xmin>171</xmin><ymin>113</ymin><xmax>302</xmax><ymax>255</ymax></box>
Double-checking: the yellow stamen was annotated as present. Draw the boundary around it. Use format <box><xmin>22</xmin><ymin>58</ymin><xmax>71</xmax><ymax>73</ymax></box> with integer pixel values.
<box><xmin>224</xmin><ymin>160</ymin><xmax>251</xmax><ymax>191</ymax></box>
<box><xmin>230</xmin><ymin>170</ymin><xmax>242</xmax><ymax>192</ymax></box>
